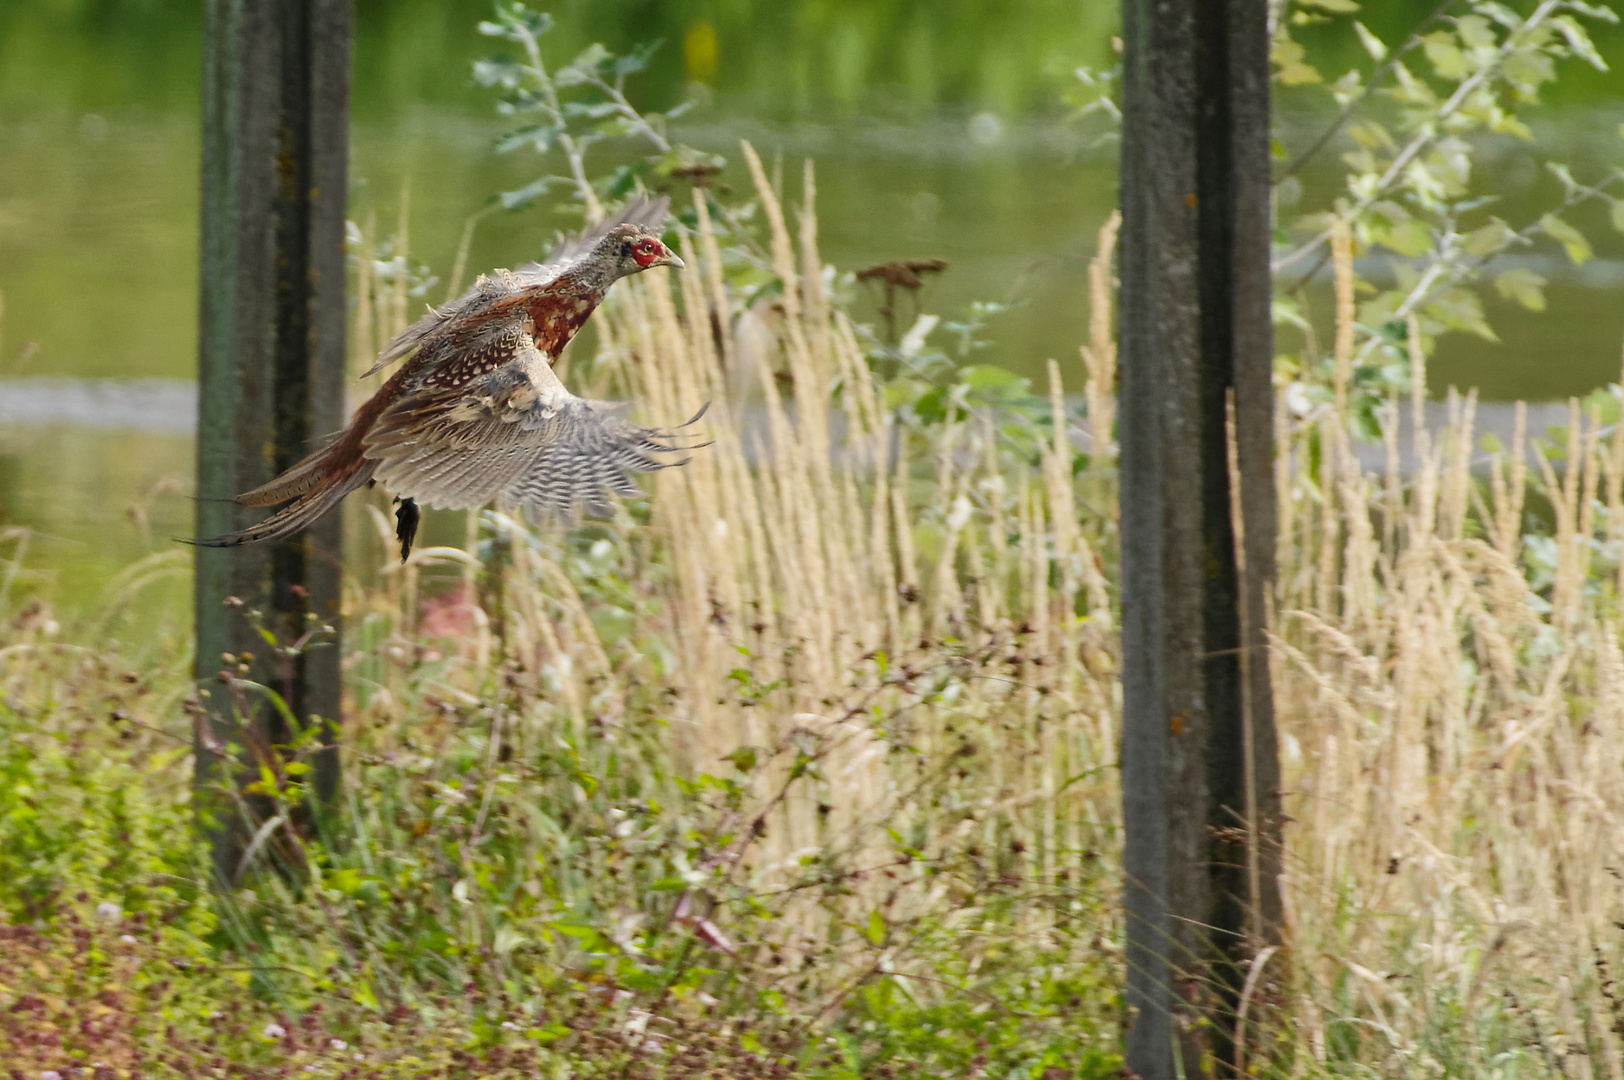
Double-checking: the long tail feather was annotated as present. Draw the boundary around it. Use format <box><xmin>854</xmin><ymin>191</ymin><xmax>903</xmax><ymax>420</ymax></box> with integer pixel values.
<box><xmin>191</xmin><ymin>458</ymin><xmax>376</xmax><ymax>548</ymax></box>
<box><xmin>232</xmin><ymin>432</ymin><xmax>345</xmax><ymax>508</ymax></box>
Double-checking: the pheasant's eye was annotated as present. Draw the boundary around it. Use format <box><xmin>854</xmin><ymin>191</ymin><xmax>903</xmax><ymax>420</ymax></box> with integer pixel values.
<box><xmin>629</xmin><ymin>237</ymin><xmax>671</xmax><ymax>269</ymax></box>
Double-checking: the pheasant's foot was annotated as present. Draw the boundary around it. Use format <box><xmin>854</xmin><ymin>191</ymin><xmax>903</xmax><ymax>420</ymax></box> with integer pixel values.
<box><xmin>394</xmin><ymin>497</ymin><xmax>420</xmax><ymax>564</ymax></box>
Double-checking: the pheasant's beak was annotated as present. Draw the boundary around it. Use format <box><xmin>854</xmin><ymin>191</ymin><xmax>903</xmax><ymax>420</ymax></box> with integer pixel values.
<box><xmin>653</xmin><ymin>246</ymin><xmax>685</xmax><ymax>270</ymax></box>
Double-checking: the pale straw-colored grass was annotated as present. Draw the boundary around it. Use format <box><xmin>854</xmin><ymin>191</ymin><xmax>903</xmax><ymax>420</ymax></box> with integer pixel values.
<box><xmin>328</xmin><ymin>146</ymin><xmax>1124</xmax><ymax>1007</ymax></box>
<box><xmin>1273</xmin><ymin>226</ymin><xmax>1624</xmax><ymax>1072</ymax></box>
<box><xmin>594</xmin><ymin>145</ymin><xmax>1122</xmax><ymax>945</ymax></box>
<box><xmin>195</xmin><ymin>151</ymin><xmax>1624</xmax><ymax>1067</ymax></box>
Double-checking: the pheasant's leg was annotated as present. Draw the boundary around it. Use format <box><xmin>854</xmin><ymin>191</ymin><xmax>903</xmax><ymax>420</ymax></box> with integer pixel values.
<box><xmin>394</xmin><ymin>497</ymin><xmax>420</xmax><ymax>563</ymax></box>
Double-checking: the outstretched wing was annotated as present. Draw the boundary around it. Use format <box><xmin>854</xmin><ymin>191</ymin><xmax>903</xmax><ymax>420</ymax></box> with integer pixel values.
<box><xmin>501</xmin><ymin>400</ymin><xmax>704</xmax><ymax>522</ymax></box>
<box><xmin>360</xmin><ymin>195</ymin><xmax>671</xmax><ymax>380</ymax></box>
<box><xmin>362</xmin><ymin>338</ymin><xmax>697</xmax><ymax>521</ymax></box>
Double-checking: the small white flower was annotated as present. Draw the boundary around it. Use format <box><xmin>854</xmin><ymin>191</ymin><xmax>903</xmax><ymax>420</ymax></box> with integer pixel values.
<box><xmin>96</xmin><ymin>902</ymin><xmax>120</xmax><ymax>920</ymax></box>
<box><xmin>41</xmin><ymin>1071</ymin><xmax>63</xmax><ymax>1080</ymax></box>
<box><xmin>330</xmin><ymin>1038</ymin><xmax>347</xmax><ymax>1050</ymax></box>
<box><xmin>263</xmin><ymin>1021</ymin><xmax>288</xmax><ymax>1039</ymax></box>
<box><xmin>120</xmin><ymin>934</ymin><xmax>138</xmax><ymax>945</ymax></box>
<box><xmin>501</xmin><ymin>1020</ymin><xmax>522</xmax><ymax>1031</ymax></box>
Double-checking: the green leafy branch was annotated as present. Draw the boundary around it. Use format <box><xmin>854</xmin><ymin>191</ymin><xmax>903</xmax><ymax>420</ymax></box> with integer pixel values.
<box><xmin>476</xmin><ymin>0</ymin><xmax>725</xmax><ymax>223</ymax></box>
<box><xmin>1275</xmin><ymin>0</ymin><xmax>1617</xmax><ymax>276</ymax></box>
<box><xmin>1273</xmin><ymin>0</ymin><xmax>1622</xmax><ymax>433</ymax></box>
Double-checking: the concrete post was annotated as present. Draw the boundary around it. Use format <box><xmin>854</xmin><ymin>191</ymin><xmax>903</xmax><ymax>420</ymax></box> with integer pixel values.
<box><xmin>1118</xmin><ymin>1</ymin><xmax>1282</xmax><ymax>1075</ymax></box>
<box><xmin>195</xmin><ymin>0</ymin><xmax>350</xmax><ymax>881</ymax></box>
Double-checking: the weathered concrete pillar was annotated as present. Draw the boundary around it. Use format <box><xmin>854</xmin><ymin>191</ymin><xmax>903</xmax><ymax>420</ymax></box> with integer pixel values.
<box><xmin>1118</xmin><ymin>0</ymin><xmax>1282</xmax><ymax>1075</ymax></box>
<box><xmin>195</xmin><ymin>0</ymin><xmax>350</xmax><ymax>880</ymax></box>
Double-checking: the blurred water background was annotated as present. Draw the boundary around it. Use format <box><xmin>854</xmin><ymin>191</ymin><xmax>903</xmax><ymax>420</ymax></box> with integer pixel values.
<box><xmin>1</xmin><ymin>0</ymin><xmax>1621</xmax><ymax>622</ymax></box>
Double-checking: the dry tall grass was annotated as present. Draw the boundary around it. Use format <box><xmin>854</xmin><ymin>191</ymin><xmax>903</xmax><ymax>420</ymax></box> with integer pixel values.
<box><xmin>7</xmin><ymin>139</ymin><xmax>1619</xmax><ymax>1073</ymax></box>
<box><xmin>331</xmin><ymin>145</ymin><xmax>1125</xmax><ymax>1028</ymax></box>
<box><xmin>1272</xmin><ymin>258</ymin><xmax>1624</xmax><ymax>1071</ymax></box>
<box><xmin>343</xmin><ymin>149</ymin><xmax>1624</xmax><ymax>1069</ymax></box>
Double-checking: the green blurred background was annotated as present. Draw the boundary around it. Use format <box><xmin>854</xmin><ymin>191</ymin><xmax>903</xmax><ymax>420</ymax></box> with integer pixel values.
<box><xmin>0</xmin><ymin>0</ymin><xmax>1621</xmax><ymax>622</ymax></box>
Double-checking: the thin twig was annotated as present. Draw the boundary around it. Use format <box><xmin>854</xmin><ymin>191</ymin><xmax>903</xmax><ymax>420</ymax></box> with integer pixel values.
<box><xmin>1277</xmin><ymin>0</ymin><xmax>1459</xmax><ymax>183</ymax></box>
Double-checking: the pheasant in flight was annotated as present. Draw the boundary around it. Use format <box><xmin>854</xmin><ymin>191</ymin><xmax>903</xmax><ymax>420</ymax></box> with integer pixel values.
<box><xmin>196</xmin><ymin>196</ymin><xmax>699</xmax><ymax>561</ymax></box>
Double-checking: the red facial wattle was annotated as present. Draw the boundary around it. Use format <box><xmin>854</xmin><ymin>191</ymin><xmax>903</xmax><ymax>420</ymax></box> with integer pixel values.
<box><xmin>632</xmin><ymin>239</ymin><xmax>667</xmax><ymax>268</ymax></box>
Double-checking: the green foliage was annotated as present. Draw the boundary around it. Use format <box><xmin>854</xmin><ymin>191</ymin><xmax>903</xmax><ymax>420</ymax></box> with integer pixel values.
<box><xmin>471</xmin><ymin>0</ymin><xmax>790</xmax><ymax>354</ymax></box>
<box><xmin>0</xmin><ymin>682</ymin><xmax>204</xmax><ymax>928</ymax></box>
<box><xmin>476</xmin><ymin>0</ymin><xmax>710</xmax><ymax>217</ymax></box>
<box><xmin>0</xmin><ymin>0</ymin><xmax>1120</xmax><ymax>119</ymax></box>
<box><xmin>1059</xmin><ymin>3</ymin><xmax>1624</xmax><ymax>430</ymax></box>
<box><xmin>853</xmin><ymin>299</ymin><xmax>1064</xmax><ymax>450</ymax></box>
<box><xmin>1271</xmin><ymin>0</ymin><xmax>1624</xmax><ymax>437</ymax></box>
<box><xmin>0</xmin><ymin>554</ymin><xmax>1123</xmax><ymax>1075</ymax></box>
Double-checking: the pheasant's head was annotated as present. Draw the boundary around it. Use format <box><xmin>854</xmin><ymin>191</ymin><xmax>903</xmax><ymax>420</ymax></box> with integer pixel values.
<box><xmin>600</xmin><ymin>222</ymin><xmax>684</xmax><ymax>280</ymax></box>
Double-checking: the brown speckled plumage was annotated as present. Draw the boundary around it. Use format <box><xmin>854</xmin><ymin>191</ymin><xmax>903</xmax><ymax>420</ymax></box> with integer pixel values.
<box><xmin>195</xmin><ymin>196</ymin><xmax>697</xmax><ymax>555</ymax></box>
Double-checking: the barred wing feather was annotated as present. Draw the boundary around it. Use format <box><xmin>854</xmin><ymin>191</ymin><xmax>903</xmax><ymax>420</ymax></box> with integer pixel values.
<box><xmin>363</xmin><ymin>344</ymin><xmax>695</xmax><ymax>521</ymax></box>
<box><xmin>504</xmin><ymin>412</ymin><xmax>695</xmax><ymax>522</ymax></box>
